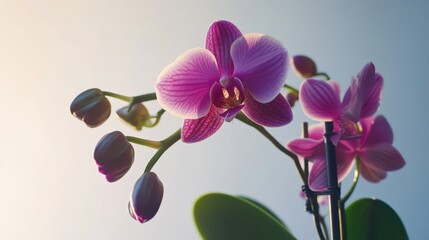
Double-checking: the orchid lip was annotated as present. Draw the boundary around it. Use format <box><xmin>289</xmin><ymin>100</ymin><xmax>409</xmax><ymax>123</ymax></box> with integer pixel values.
<box><xmin>219</xmin><ymin>105</ymin><xmax>245</xmax><ymax>122</ymax></box>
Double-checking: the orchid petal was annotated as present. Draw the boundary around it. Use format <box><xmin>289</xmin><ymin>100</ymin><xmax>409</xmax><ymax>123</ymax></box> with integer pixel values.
<box><xmin>343</xmin><ymin>62</ymin><xmax>378</xmax><ymax>122</ymax></box>
<box><xmin>327</xmin><ymin>80</ymin><xmax>341</xmax><ymax>99</ymax></box>
<box><xmin>309</xmin><ymin>157</ymin><xmax>354</xmax><ymax>191</ymax></box>
<box><xmin>341</xmin><ymin>87</ymin><xmax>351</xmax><ymax>109</ymax></box>
<box><xmin>308</xmin><ymin>124</ymin><xmax>325</xmax><ymax>140</ymax></box>
<box><xmin>231</xmin><ymin>33</ymin><xmax>288</xmax><ymax>103</ymax></box>
<box><xmin>299</xmin><ymin>79</ymin><xmax>342</xmax><ymax>121</ymax></box>
<box><xmin>241</xmin><ymin>93</ymin><xmax>292</xmax><ymax>127</ymax></box>
<box><xmin>343</xmin><ymin>74</ymin><xmax>383</xmax><ymax>120</ymax></box>
<box><xmin>360</xmin><ymin>164</ymin><xmax>387</xmax><ymax>183</ymax></box>
<box><xmin>308</xmin><ymin>159</ymin><xmax>328</xmax><ymax>191</ymax></box>
<box><xmin>359</xmin><ymin>143</ymin><xmax>405</xmax><ymax>172</ymax></box>
<box><xmin>360</xmin><ymin>73</ymin><xmax>383</xmax><ymax>118</ymax></box>
<box><xmin>287</xmin><ymin>138</ymin><xmax>325</xmax><ymax>159</ymax></box>
<box><xmin>205</xmin><ymin>20</ymin><xmax>242</xmax><ymax>76</ymax></box>
<box><xmin>182</xmin><ymin>106</ymin><xmax>224</xmax><ymax>143</ymax></box>
<box><xmin>362</xmin><ymin>115</ymin><xmax>393</xmax><ymax>147</ymax></box>
<box><xmin>309</xmin><ymin>143</ymin><xmax>355</xmax><ymax>191</ymax></box>
<box><xmin>359</xmin><ymin>116</ymin><xmax>374</xmax><ymax>145</ymax></box>
<box><xmin>156</xmin><ymin>48</ymin><xmax>220</xmax><ymax>119</ymax></box>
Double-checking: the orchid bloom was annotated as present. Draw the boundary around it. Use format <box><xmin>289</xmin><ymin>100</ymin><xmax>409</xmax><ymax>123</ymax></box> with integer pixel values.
<box><xmin>299</xmin><ymin>62</ymin><xmax>383</xmax><ymax>144</ymax></box>
<box><xmin>287</xmin><ymin>115</ymin><xmax>405</xmax><ymax>191</ymax></box>
<box><xmin>156</xmin><ymin>20</ymin><xmax>292</xmax><ymax>143</ymax></box>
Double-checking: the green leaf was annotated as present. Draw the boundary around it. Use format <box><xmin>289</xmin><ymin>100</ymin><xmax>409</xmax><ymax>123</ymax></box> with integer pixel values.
<box><xmin>346</xmin><ymin>198</ymin><xmax>408</xmax><ymax>240</ymax></box>
<box><xmin>194</xmin><ymin>192</ymin><xmax>296</xmax><ymax>240</ymax></box>
<box><xmin>237</xmin><ymin>195</ymin><xmax>286</xmax><ymax>227</ymax></box>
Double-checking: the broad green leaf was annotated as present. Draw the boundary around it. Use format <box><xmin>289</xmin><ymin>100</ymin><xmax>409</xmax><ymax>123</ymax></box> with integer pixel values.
<box><xmin>346</xmin><ymin>198</ymin><xmax>408</xmax><ymax>240</ymax></box>
<box><xmin>237</xmin><ymin>195</ymin><xmax>286</xmax><ymax>227</ymax></box>
<box><xmin>194</xmin><ymin>192</ymin><xmax>296</xmax><ymax>240</ymax></box>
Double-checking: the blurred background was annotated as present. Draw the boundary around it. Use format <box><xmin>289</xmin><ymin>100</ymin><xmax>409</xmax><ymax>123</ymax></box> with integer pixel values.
<box><xmin>1</xmin><ymin>1</ymin><xmax>428</xmax><ymax>239</ymax></box>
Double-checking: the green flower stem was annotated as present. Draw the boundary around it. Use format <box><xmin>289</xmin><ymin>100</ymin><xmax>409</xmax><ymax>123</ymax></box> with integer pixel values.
<box><xmin>339</xmin><ymin>201</ymin><xmax>347</xmax><ymax>240</ymax></box>
<box><xmin>128</xmin><ymin>92</ymin><xmax>158</xmax><ymax>108</ymax></box>
<box><xmin>144</xmin><ymin>128</ymin><xmax>181</xmax><ymax>173</ymax></box>
<box><xmin>314</xmin><ymin>72</ymin><xmax>331</xmax><ymax>80</ymax></box>
<box><xmin>144</xmin><ymin>109</ymin><xmax>166</xmax><ymax>128</ymax></box>
<box><xmin>283</xmin><ymin>84</ymin><xmax>299</xmax><ymax>94</ymax></box>
<box><xmin>341</xmin><ymin>159</ymin><xmax>361</xmax><ymax>204</ymax></box>
<box><xmin>338</xmin><ymin>159</ymin><xmax>361</xmax><ymax>240</ymax></box>
<box><xmin>235</xmin><ymin>113</ymin><xmax>306</xmax><ymax>183</ymax></box>
<box><xmin>102</xmin><ymin>91</ymin><xmax>158</xmax><ymax>106</ymax></box>
<box><xmin>102</xmin><ymin>91</ymin><xmax>132</xmax><ymax>101</ymax></box>
<box><xmin>102</xmin><ymin>91</ymin><xmax>164</xmax><ymax>126</ymax></box>
<box><xmin>126</xmin><ymin>136</ymin><xmax>162</xmax><ymax>149</ymax></box>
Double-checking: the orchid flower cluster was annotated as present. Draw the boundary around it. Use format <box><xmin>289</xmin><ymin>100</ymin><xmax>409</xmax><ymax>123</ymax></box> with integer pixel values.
<box><xmin>70</xmin><ymin>20</ymin><xmax>407</xmax><ymax>239</ymax></box>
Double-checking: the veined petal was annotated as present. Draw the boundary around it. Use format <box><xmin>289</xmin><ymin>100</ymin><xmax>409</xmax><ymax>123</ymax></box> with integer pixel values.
<box><xmin>182</xmin><ymin>105</ymin><xmax>224</xmax><ymax>143</ymax></box>
<box><xmin>327</xmin><ymin>80</ymin><xmax>341</xmax><ymax>100</ymax></box>
<box><xmin>360</xmin><ymin>164</ymin><xmax>387</xmax><ymax>183</ymax></box>
<box><xmin>343</xmin><ymin>62</ymin><xmax>379</xmax><ymax>122</ymax></box>
<box><xmin>359</xmin><ymin>116</ymin><xmax>374</xmax><ymax>145</ymax></box>
<box><xmin>341</xmin><ymin>87</ymin><xmax>351</xmax><ymax>109</ymax></box>
<box><xmin>299</xmin><ymin>79</ymin><xmax>342</xmax><ymax>121</ymax></box>
<box><xmin>360</xmin><ymin>73</ymin><xmax>383</xmax><ymax>118</ymax></box>
<box><xmin>308</xmin><ymin>159</ymin><xmax>328</xmax><ymax>191</ymax></box>
<box><xmin>361</xmin><ymin>115</ymin><xmax>393</xmax><ymax>147</ymax></box>
<box><xmin>231</xmin><ymin>33</ymin><xmax>288</xmax><ymax>103</ymax></box>
<box><xmin>287</xmin><ymin>138</ymin><xmax>325</xmax><ymax>159</ymax></box>
<box><xmin>344</xmin><ymin>74</ymin><xmax>383</xmax><ymax>120</ymax></box>
<box><xmin>309</xmin><ymin>143</ymin><xmax>355</xmax><ymax>191</ymax></box>
<box><xmin>205</xmin><ymin>20</ymin><xmax>242</xmax><ymax>76</ymax></box>
<box><xmin>241</xmin><ymin>92</ymin><xmax>292</xmax><ymax>127</ymax></box>
<box><xmin>156</xmin><ymin>48</ymin><xmax>220</xmax><ymax>119</ymax></box>
<box><xmin>308</xmin><ymin>124</ymin><xmax>325</xmax><ymax>140</ymax></box>
<box><xmin>359</xmin><ymin>143</ymin><xmax>405</xmax><ymax>171</ymax></box>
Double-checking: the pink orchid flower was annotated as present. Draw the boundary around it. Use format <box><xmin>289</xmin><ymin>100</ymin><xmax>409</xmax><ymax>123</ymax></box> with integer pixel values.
<box><xmin>287</xmin><ymin>115</ymin><xmax>405</xmax><ymax>191</ymax></box>
<box><xmin>299</xmin><ymin>62</ymin><xmax>383</xmax><ymax>144</ymax></box>
<box><xmin>156</xmin><ymin>20</ymin><xmax>292</xmax><ymax>143</ymax></box>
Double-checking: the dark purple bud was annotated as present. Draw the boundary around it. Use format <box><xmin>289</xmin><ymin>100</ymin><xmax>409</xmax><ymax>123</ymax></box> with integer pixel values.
<box><xmin>70</xmin><ymin>88</ymin><xmax>111</xmax><ymax>128</ymax></box>
<box><xmin>129</xmin><ymin>172</ymin><xmax>164</xmax><ymax>223</ymax></box>
<box><xmin>291</xmin><ymin>55</ymin><xmax>317</xmax><ymax>79</ymax></box>
<box><xmin>94</xmin><ymin>131</ymin><xmax>134</xmax><ymax>182</ymax></box>
<box><xmin>285</xmin><ymin>92</ymin><xmax>299</xmax><ymax>107</ymax></box>
<box><xmin>116</xmin><ymin>103</ymin><xmax>151</xmax><ymax>130</ymax></box>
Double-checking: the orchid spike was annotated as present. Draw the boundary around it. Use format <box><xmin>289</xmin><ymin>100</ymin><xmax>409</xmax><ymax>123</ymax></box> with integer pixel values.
<box><xmin>287</xmin><ymin>115</ymin><xmax>405</xmax><ymax>191</ymax></box>
<box><xmin>299</xmin><ymin>62</ymin><xmax>383</xmax><ymax>144</ymax></box>
<box><xmin>156</xmin><ymin>20</ymin><xmax>292</xmax><ymax>143</ymax></box>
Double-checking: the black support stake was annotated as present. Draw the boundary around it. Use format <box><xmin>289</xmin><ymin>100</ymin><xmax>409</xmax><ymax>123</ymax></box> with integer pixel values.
<box><xmin>324</xmin><ymin>121</ymin><xmax>341</xmax><ymax>240</ymax></box>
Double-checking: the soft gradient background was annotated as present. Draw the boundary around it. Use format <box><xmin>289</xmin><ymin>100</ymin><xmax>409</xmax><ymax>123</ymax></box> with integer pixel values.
<box><xmin>1</xmin><ymin>1</ymin><xmax>428</xmax><ymax>239</ymax></box>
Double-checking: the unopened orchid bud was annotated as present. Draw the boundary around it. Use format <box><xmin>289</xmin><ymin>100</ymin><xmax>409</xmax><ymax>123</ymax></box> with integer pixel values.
<box><xmin>94</xmin><ymin>131</ymin><xmax>134</xmax><ymax>182</ymax></box>
<box><xmin>285</xmin><ymin>92</ymin><xmax>299</xmax><ymax>107</ymax></box>
<box><xmin>116</xmin><ymin>103</ymin><xmax>152</xmax><ymax>130</ymax></box>
<box><xmin>129</xmin><ymin>172</ymin><xmax>164</xmax><ymax>223</ymax></box>
<box><xmin>291</xmin><ymin>55</ymin><xmax>317</xmax><ymax>79</ymax></box>
<box><xmin>70</xmin><ymin>88</ymin><xmax>111</xmax><ymax>128</ymax></box>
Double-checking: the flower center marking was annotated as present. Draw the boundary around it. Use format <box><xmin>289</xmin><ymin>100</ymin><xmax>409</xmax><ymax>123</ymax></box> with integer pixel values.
<box><xmin>220</xmin><ymin>86</ymin><xmax>242</xmax><ymax>109</ymax></box>
<box><xmin>211</xmin><ymin>77</ymin><xmax>245</xmax><ymax>110</ymax></box>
